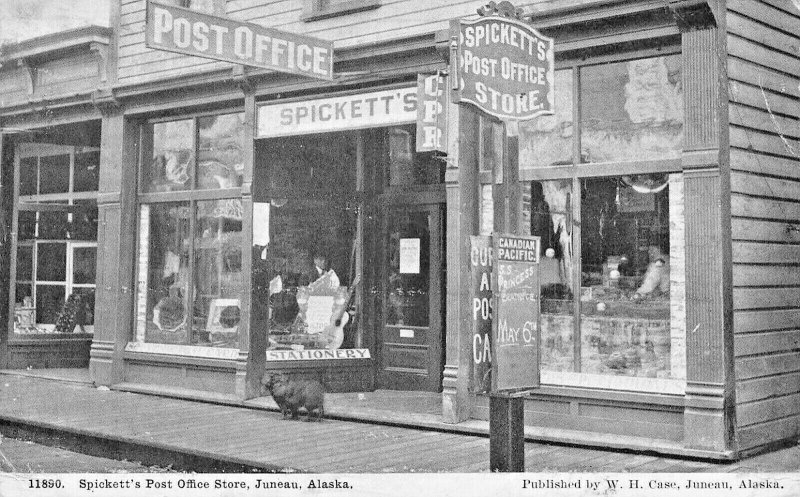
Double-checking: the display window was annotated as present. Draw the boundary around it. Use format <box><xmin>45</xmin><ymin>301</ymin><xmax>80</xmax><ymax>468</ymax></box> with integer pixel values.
<box><xmin>134</xmin><ymin>112</ymin><xmax>245</xmax><ymax>350</ymax></box>
<box><xmin>516</xmin><ymin>50</ymin><xmax>686</xmax><ymax>393</ymax></box>
<box><xmin>13</xmin><ymin>145</ymin><xmax>99</xmax><ymax>335</ymax></box>
<box><xmin>254</xmin><ymin>131</ymin><xmax>359</xmax><ymax>352</ymax></box>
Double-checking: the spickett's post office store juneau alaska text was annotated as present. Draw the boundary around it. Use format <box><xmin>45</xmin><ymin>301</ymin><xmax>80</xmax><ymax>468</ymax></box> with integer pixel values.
<box><xmin>1</xmin><ymin>0</ymin><xmax>799</xmax><ymax>461</ymax></box>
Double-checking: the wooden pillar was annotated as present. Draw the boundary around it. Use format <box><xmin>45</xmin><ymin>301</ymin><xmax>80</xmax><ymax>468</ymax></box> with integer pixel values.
<box><xmin>442</xmin><ymin>100</ymin><xmax>480</xmax><ymax>423</ymax></box>
<box><xmin>90</xmin><ymin>106</ymin><xmax>138</xmax><ymax>386</ymax></box>
<box><xmin>240</xmin><ymin>88</ymin><xmax>262</xmax><ymax>400</ymax></box>
<box><xmin>489</xmin><ymin>394</ymin><xmax>525</xmax><ymax>471</ymax></box>
<box><xmin>678</xmin><ymin>15</ymin><xmax>736</xmax><ymax>453</ymax></box>
<box><xmin>0</xmin><ymin>133</ymin><xmax>11</xmax><ymax>366</ymax></box>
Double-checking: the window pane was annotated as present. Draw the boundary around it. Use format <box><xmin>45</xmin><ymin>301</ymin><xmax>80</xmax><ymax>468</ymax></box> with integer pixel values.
<box><xmin>18</xmin><ymin>211</ymin><xmax>36</xmax><ymax>240</ymax></box>
<box><xmin>261</xmin><ymin>198</ymin><xmax>356</xmax><ymax>350</ymax></box>
<box><xmin>74</xmin><ymin>151</ymin><xmax>100</xmax><ymax>192</ymax></box>
<box><xmin>36</xmin><ymin>285</ymin><xmax>65</xmax><ymax>325</ymax></box>
<box><xmin>15</xmin><ymin>284</ymin><xmax>32</xmax><ymax>305</ymax></box>
<box><xmin>71</xmin><ymin>202</ymin><xmax>98</xmax><ymax>241</ymax></box>
<box><xmin>192</xmin><ymin>200</ymin><xmax>243</xmax><ymax>347</ymax></box>
<box><xmin>19</xmin><ymin>157</ymin><xmax>38</xmax><ymax>195</ymax></box>
<box><xmin>39</xmin><ymin>154</ymin><xmax>70</xmax><ymax>194</ymax></box>
<box><xmin>579</xmin><ymin>175</ymin><xmax>672</xmax><ymax>378</ymax></box>
<box><xmin>16</xmin><ymin>245</ymin><xmax>33</xmax><ymax>281</ymax></box>
<box><xmin>37</xmin><ymin>243</ymin><xmax>67</xmax><ymax>281</ymax></box>
<box><xmin>519</xmin><ymin>69</ymin><xmax>574</xmax><ymax>168</ymax></box>
<box><xmin>526</xmin><ymin>180</ymin><xmax>576</xmax><ymax>372</ymax></box>
<box><xmin>73</xmin><ymin>247</ymin><xmax>97</xmax><ymax>284</ymax></box>
<box><xmin>198</xmin><ymin>113</ymin><xmax>245</xmax><ymax>189</ymax></box>
<box><xmin>135</xmin><ymin>203</ymin><xmax>192</xmax><ymax>344</ymax></box>
<box><xmin>39</xmin><ymin>208</ymin><xmax>69</xmax><ymax>240</ymax></box>
<box><xmin>71</xmin><ymin>288</ymin><xmax>96</xmax><ymax>328</ymax></box>
<box><xmin>580</xmin><ymin>55</ymin><xmax>682</xmax><ymax>163</ymax></box>
<box><xmin>144</xmin><ymin>120</ymin><xmax>193</xmax><ymax>193</ymax></box>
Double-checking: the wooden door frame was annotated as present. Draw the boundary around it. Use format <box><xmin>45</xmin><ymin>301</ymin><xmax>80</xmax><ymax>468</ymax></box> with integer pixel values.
<box><xmin>374</xmin><ymin>194</ymin><xmax>445</xmax><ymax>391</ymax></box>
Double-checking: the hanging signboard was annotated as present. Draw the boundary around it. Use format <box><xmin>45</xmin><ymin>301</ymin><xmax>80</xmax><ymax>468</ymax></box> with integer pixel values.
<box><xmin>415</xmin><ymin>74</ymin><xmax>449</xmax><ymax>153</ymax></box>
<box><xmin>145</xmin><ymin>1</ymin><xmax>334</xmax><ymax>80</ymax></box>
<box><xmin>491</xmin><ymin>233</ymin><xmax>541</xmax><ymax>393</ymax></box>
<box><xmin>452</xmin><ymin>11</ymin><xmax>554</xmax><ymax>120</ymax></box>
<box><xmin>471</xmin><ymin>235</ymin><xmax>494</xmax><ymax>394</ymax></box>
<box><xmin>257</xmin><ymin>87</ymin><xmax>417</xmax><ymax>138</ymax></box>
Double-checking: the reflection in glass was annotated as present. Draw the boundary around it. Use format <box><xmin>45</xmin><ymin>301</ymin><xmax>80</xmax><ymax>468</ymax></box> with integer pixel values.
<box><xmin>35</xmin><ymin>285</ymin><xmax>65</xmax><ymax>325</ymax></box>
<box><xmin>388</xmin><ymin>125</ymin><xmax>442</xmax><ymax>186</ymax></box>
<box><xmin>18</xmin><ymin>211</ymin><xmax>36</xmax><ymax>240</ymax></box>
<box><xmin>519</xmin><ymin>69</ymin><xmax>574</xmax><ymax>169</ymax></box>
<box><xmin>527</xmin><ymin>180</ymin><xmax>575</xmax><ymax>372</ymax></box>
<box><xmin>145</xmin><ymin>120</ymin><xmax>194</xmax><ymax>192</ymax></box>
<box><xmin>37</xmin><ymin>243</ymin><xmax>67</xmax><ymax>282</ymax></box>
<box><xmin>19</xmin><ymin>157</ymin><xmax>37</xmax><ymax>196</ymax></box>
<box><xmin>193</xmin><ymin>200</ymin><xmax>243</xmax><ymax>347</ymax></box>
<box><xmin>71</xmin><ymin>202</ymin><xmax>99</xmax><ymax>241</ymax></box>
<box><xmin>74</xmin><ymin>151</ymin><xmax>100</xmax><ymax>192</ymax></box>
<box><xmin>73</xmin><ymin>247</ymin><xmax>97</xmax><ymax>285</ymax></box>
<box><xmin>39</xmin><ymin>154</ymin><xmax>70</xmax><ymax>194</ymax></box>
<box><xmin>39</xmin><ymin>208</ymin><xmax>69</xmax><ymax>240</ymax></box>
<box><xmin>137</xmin><ymin>203</ymin><xmax>192</xmax><ymax>344</ymax></box>
<box><xmin>198</xmin><ymin>113</ymin><xmax>245</xmax><ymax>189</ymax></box>
<box><xmin>17</xmin><ymin>246</ymin><xmax>33</xmax><ymax>281</ymax></box>
<box><xmin>581</xmin><ymin>56</ymin><xmax>682</xmax><ymax>163</ymax></box>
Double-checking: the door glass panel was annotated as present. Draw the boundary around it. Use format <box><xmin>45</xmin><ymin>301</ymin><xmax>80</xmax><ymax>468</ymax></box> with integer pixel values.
<box><xmin>527</xmin><ymin>180</ymin><xmax>575</xmax><ymax>372</ymax></box>
<box><xmin>386</xmin><ymin>209</ymin><xmax>430</xmax><ymax>327</ymax></box>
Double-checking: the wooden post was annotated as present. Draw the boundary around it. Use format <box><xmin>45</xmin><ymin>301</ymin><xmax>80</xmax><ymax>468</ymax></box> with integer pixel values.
<box><xmin>488</xmin><ymin>120</ymin><xmax>525</xmax><ymax>472</ymax></box>
<box><xmin>0</xmin><ymin>133</ymin><xmax>10</xmax><ymax>367</ymax></box>
<box><xmin>490</xmin><ymin>393</ymin><xmax>525</xmax><ymax>471</ymax></box>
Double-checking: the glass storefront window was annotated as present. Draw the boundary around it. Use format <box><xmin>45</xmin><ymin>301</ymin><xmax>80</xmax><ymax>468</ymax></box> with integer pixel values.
<box><xmin>581</xmin><ymin>55</ymin><xmax>682</xmax><ymax>163</ymax></box>
<box><xmin>255</xmin><ymin>131</ymin><xmax>359</xmax><ymax>352</ymax></box>
<box><xmin>13</xmin><ymin>146</ymin><xmax>99</xmax><ymax>335</ymax></box>
<box><xmin>135</xmin><ymin>112</ymin><xmax>245</xmax><ymax>350</ymax></box>
<box><xmin>144</xmin><ymin>119</ymin><xmax>194</xmax><ymax>193</ymax></box>
<box><xmin>519</xmin><ymin>69</ymin><xmax>574</xmax><ymax>169</ymax></box>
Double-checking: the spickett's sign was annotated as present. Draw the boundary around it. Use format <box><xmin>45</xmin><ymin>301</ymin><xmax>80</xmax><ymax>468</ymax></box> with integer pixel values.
<box><xmin>453</xmin><ymin>6</ymin><xmax>554</xmax><ymax>120</ymax></box>
<box><xmin>145</xmin><ymin>1</ymin><xmax>334</xmax><ymax>80</ymax></box>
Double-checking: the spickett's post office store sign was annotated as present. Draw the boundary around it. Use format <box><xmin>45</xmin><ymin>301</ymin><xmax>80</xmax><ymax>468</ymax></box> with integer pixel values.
<box><xmin>454</xmin><ymin>11</ymin><xmax>554</xmax><ymax>120</ymax></box>
<box><xmin>145</xmin><ymin>0</ymin><xmax>333</xmax><ymax>80</ymax></box>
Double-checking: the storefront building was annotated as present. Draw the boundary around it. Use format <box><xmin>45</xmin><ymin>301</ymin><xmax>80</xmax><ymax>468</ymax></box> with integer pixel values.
<box><xmin>2</xmin><ymin>0</ymin><xmax>799</xmax><ymax>460</ymax></box>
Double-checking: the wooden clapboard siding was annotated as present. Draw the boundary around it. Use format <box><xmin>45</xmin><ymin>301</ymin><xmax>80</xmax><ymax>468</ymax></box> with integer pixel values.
<box><xmin>727</xmin><ymin>0</ymin><xmax>800</xmax><ymax>453</ymax></box>
<box><xmin>115</xmin><ymin>0</ymin><xmax>603</xmax><ymax>85</ymax></box>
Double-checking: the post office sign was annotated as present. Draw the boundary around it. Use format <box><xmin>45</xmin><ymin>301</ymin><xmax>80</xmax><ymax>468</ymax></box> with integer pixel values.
<box><xmin>454</xmin><ymin>16</ymin><xmax>554</xmax><ymax>120</ymax></box>
<box><xmin>146</xmin><ymin>1</ymin><xmax>334</xmax><ymax>80</ymax></box>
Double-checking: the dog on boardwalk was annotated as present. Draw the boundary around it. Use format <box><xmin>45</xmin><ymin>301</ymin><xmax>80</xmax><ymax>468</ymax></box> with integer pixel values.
<box><xmin>261</xmin><ymin>373</ymin><xmax>325</xmax><ymax>421</ymax></box>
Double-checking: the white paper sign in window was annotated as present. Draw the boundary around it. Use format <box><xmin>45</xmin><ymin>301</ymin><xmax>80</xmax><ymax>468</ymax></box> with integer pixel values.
<box><xmin>399</xmin><ymin>238</ymin><xmax>420</xmax><ymax>274</ymax></box>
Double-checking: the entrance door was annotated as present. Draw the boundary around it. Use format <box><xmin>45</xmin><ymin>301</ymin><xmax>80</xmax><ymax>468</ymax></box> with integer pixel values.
<box><xmin>378</xmin><ymin>204</ymin><xmax>443</xmax><ymax>391</ymax></box>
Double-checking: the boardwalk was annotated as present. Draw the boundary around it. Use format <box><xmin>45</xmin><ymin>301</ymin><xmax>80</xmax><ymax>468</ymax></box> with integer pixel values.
<box><xmin>0</xmin><ymin>373</ymin><xmax>797</xmax><ymax>473</ymax></box>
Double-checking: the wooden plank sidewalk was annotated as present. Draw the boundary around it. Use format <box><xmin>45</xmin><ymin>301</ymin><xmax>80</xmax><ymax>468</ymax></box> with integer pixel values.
<box><xmin>0</xmin><ymin>373</ymin><xmax>797</xmax><ymax>473</ymax></box>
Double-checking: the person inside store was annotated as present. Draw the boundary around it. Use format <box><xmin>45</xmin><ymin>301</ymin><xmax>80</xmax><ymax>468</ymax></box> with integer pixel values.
<box><xmin>633</xmin><ymin>245</ymin><xmax>670</xmax><ymax>299</ymax></box>
<box><xmin>305</xmin><ymin>253</ymin><xmax>340</xmax><ymax>290</ymax></box>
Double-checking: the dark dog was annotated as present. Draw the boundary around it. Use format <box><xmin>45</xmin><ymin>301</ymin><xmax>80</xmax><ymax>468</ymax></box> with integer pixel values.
<box><xmin>261</xmin><ymin>373</ymin><xmax>325</xmax><ymax>421</ymax></box>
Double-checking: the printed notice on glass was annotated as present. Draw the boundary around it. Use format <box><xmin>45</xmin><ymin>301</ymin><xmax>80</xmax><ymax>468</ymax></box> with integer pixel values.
<box><xmin>399</xmin><ymin>238</ymin><xmax>421</xmax><ymax>274</ymax></box>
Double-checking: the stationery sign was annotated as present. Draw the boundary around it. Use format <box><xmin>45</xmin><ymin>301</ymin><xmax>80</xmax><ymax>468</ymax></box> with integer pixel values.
<box><xmin>257</xmin><ymin>87</ymin><xmax>417</xmax><ymax>137</ymax></box>
<box><xmin>491</xmin><ymin>234</ymin><xmax>541</xmax><ymax>394</ymax></box>
<box><xmin>453</xmin><ymin>5</ymin><xmax>554</xmax><ymax>120</ymax></box>
<box><xmin>145</xmin><ymin>1</ymin><xmax>333</xmax><ymax>80</ymax></box>
<box><xmin>471</xmin><ymin>235</ymin><xmax>493</xmax><ymax>394</ymax></box>
<box><xmin>416</xmin><ymin>73</ymin><xmax>448</xmax><ymax>153</ymax></box>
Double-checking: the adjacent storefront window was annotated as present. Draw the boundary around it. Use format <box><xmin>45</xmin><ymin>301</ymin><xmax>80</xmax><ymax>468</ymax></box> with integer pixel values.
<box><xmin>134</xmin><ymin>113</ymin><xmax>245</xmax><ymax>349</ymax></box>
<box><xmin>518</xmin><ymin>52</ymin><xmax>685</xmax><ymax>393</ymax></box>
<box><xmin>13</xmin><ymin>146</ymin><xmax>99</xmax><ymax>334</ymax></box>
<box><xmin>254</xmin><ymin>131</ymin><xmax>358</xmax><ymax>352</ymax></box>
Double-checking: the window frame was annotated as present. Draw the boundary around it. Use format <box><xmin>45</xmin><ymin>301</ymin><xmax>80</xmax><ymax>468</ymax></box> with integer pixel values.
<box><xmin>301</xmin><ymin>0</ymin><xmax>381</xmax><ymax>22</ymax></box>
<box><xmin>517</xmin><ymin>44</ymin><xmax>686</xmax><ymax>393</ymax></box>
<box><xmin>135</xmin><ymin>109</ymin><xmax>245</xmax><ymax>349</ymax></box>
<box><xmin>12</xmin><ymin>144</ymin><xmax>100</xmax><ymax>334</ymax></box>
